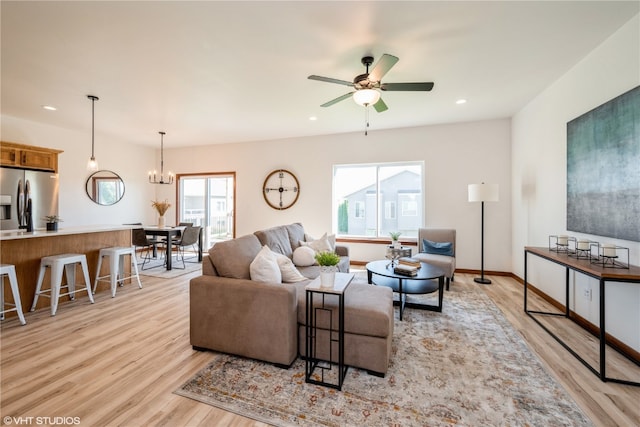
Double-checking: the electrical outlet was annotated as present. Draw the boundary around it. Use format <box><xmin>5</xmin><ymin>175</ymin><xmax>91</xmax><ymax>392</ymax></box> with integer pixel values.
<box><xmin>583</xmin><ymin>288</ymin><xmax>592</xmax><ymax>301</ymax></box>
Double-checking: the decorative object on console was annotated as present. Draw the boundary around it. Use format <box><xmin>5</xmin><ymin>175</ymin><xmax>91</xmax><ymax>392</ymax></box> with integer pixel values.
<box><xmin>43</xmin><ymin>215</ymin><xmax>61</xmax><ymax>231</ymax></box>
<box><xmin>592</xmin><ymin>243</ymin><xmax>630</xmax><ymax>269</ymax></box>
<box><xmin>151</xmin><ymin>199</ymin><xmax>171</xmax><ymax>228</ymax></box>
<box><xmin>548</xmin><ymin>234</ymin><xmax>576</xmax><ymax>253</ymax></box>
<box><xmin>86</xmin><ymin>95</ymin><xmax>99</xmax><ymax>172</ymax></box>
<box><xmin>468</xmin><ymin>182</ymin><xmax>499</xmax><ymax>284</ymax></box>
<box><xmin>569</xmin><ymin>238</ymin><xmax>596</xmax><ymax>260</ymax></box>
<box><xmin>314</xmin><ymin>251</ymin><xmax>340</xmax><ymax>287</ymax></box>
<box><xmin>148</xmin><ymin>131</ymin><xmax>174</xmax><ymax>185</ymax></box>
<box><xmin>262</xmin><ymin>169</ymin><xmax>299</xmax><ymax>210</ymax></box>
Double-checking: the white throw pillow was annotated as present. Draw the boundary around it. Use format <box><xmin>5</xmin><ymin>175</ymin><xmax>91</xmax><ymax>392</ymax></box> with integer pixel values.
<box><xmin>250</xmin><ymin>245</ymin><xmax>282</xmax><ymax>283</ymax></box>
<box><xmin>293</xmin><ymin>246</ymin><xmax>316</xmax><ymax>267</ymax></box>
<box><xmin>300</xmin><ymin>232</ymin><xmax>333</xmax><ymax>253</ymax></box>
<box><xmin>273</xmin><ymin>252</ymin><xmax>307</xmax><ymax>283</ymax></box>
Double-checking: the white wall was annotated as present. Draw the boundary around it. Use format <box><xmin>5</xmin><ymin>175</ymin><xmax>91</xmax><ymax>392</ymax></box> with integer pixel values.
<box><xmin>1</xmin><ymin>113</ymin><xmax>511</xmax><ymax>272</ymax></box>
<box><xmin>512</xmin><ymin>15</ymin><xmax>640</xmax><ymax>350</ymax></box>
<box><xmin>163</xmin><ymin>119</ymin><xmax>512</xmax><ymax>270</ymax></box>
<box><xmin>1</xmin><ymin>115</ymin><xmax>158</xmax><ymax>226</ymax></box>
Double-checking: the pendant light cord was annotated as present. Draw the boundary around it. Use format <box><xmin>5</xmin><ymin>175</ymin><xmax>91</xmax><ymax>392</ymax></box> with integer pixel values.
<box><xmin>87</xmin><ymin>95</ymin><xmax>99</xmax><ymax>159</ymax></box>
<box><xmin>160</xmin><ymin>131</ymin><xmax>165</xmax><ymax>179</ymax></box>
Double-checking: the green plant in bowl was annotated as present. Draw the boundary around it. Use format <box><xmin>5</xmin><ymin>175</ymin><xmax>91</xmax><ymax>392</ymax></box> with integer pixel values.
<box><xmin>314</xmin><ymin>251</ymin><xmax>340</xmax><ymax>266</ymax></box>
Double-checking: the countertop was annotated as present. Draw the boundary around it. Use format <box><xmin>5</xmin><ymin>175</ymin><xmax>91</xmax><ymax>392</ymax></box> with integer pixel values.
<box><xmin>0</xmin><ymin>225</ymin><xmax>134</xmax><ymax>241</ymax></box>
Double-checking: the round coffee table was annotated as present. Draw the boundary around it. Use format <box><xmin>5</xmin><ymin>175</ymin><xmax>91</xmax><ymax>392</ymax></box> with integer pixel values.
<box><xmin>365</xmin><ymin>260</ymin><xmax>446</xmax><ymax>320</ymax></box>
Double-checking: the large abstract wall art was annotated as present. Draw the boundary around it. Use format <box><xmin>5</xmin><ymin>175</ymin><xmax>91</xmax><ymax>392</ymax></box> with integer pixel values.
<box><xmin>567</xmin><ymin>85</ymin><xmax>639</xmax><ymax>242</ymax></box>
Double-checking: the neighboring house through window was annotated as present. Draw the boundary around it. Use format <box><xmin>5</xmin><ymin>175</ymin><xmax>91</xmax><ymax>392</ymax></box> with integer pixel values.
<box><xmin>333</xmin><ymin>162</ymin><xmax>424</xmax><ymax>238</ymax></box>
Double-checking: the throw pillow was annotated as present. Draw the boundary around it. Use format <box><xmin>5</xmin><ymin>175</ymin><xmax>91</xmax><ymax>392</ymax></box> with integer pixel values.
<box><xmin>300</xmin><ymin>232</ymin><xmax>333</xmax><ymax>253</ymax></box>
<box><xmin>250</xmin><ymin>245</ymin><xmax>282</xmax><ymax>283</ymax></box>
<box><xmin>293</xmin><ymin>246</ymin><xmax>316</xmax><ymax>266</ymax></box>
<box><xmin>304</xmin><ymin>232</ymin><xmax>336</xmax><ymax>251</ymax></box>
<box><xmin>422</xmin><ymin>239</ymin><xmax>454</xmax><ymax>256</ymax></box>
<box><xmin>273</xmin><ymin>252</ymin><xmax>307</xmax><ymax>283</ymax></box>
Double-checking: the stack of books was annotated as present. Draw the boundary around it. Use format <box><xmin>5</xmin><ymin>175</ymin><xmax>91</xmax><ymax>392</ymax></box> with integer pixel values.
<box><xmin>394</xmin><ymin>263</ymin><xmax>419</xmax><ymax>277</ymax></box>
<box><xmin>398</xmin><ymin>257</ymin><xmax>421</xmax><ymax>269</ymax></box>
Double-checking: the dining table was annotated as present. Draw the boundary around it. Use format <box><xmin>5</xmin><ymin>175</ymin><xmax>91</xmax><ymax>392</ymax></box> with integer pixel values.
<box><xmin>143</xmin><ymin>225</ymin><xmax>203</xmax><ymax>270</ymax></box>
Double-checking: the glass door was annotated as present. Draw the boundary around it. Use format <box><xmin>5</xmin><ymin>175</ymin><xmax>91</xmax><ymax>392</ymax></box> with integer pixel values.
<box><xmin>177</xmin><ymin>173</ymin><xmax>235</xmax><ymax>250</ymax></box>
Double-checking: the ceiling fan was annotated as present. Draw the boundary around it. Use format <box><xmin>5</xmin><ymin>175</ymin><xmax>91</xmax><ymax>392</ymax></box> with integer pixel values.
<box><xmin>308</xmin><ymin>54</ymin><xmax>434</xmax><ymax>112</ymax></box>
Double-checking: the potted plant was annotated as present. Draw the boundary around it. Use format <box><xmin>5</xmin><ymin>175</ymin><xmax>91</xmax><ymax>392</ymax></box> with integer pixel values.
<box><xmin>315</xmin><ymin>251</ymin><xmax>341</xmax><ymax>287</ymax></box>
<box><xmin>151</xmin><ymin>199</ymin><xmax>171</xmax><ymax>228</ymax></box>
<box><xmin>389</xmin><ymin>231</ymin><xmax>402</xmax><ymax>248</ymax></box>
<box><xmin>44</xmin><ymin>215</ymin><xmax>62</xmax><ymax>231</ymax></box>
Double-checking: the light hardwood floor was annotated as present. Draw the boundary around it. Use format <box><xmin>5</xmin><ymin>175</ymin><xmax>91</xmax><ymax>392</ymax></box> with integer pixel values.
<box><xmin>1</xmin><ymin>271</ymin><xmax>638</xmax><ymax>426</ymax></box>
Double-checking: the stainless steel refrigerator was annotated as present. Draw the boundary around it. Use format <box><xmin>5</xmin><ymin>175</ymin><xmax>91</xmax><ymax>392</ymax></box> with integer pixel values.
<box><xmin>0</xmin><ymin>167</ymin><xmax>59</xmax><ymax>231</ymax></box>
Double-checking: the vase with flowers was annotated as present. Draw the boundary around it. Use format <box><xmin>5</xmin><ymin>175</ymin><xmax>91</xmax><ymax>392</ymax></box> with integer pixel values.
<box><xmin>151</xmin><ymin>199</ymin><xmax>171</xmax><ymax>228</ymax></box>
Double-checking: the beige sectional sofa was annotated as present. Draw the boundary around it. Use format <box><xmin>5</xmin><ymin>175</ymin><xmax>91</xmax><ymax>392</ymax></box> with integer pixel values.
<box><xmin>189</xmin><ymin>223</ymin><xmax>394</xmax><ymax>376</ymax></box>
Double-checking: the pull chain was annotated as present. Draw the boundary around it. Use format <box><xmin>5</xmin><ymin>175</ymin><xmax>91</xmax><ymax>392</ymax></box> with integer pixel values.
<box><xmin>364</xmin><ymin>105</ymin><xmax>370</xmax><ymax>136</ymax></box>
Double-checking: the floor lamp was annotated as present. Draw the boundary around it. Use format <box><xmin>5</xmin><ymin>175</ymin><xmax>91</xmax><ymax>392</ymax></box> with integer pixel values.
<box><xmin>468</xmin><ymin>183</ymin><xmax>499</xmax><ymax>284</ymax></box>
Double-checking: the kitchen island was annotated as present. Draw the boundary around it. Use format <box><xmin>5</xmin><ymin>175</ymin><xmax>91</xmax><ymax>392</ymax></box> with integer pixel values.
<box><xmin>1</xmin><ymin>225</ymin><xmax>133</xmax><ymax>317</ymax></box>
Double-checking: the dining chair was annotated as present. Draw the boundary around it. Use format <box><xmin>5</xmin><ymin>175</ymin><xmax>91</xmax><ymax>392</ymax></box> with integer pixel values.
<box><xmin>131</xmin><ymin>228</ymin><xmax>161</xmax><ymax>270</ymax></box>
<box><xmin>168</xmin><ymin>225</ymin><xmax>201</xmax><ymax>269</ymax></box>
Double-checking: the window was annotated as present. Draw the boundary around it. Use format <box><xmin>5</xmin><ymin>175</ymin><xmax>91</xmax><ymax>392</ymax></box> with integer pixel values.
<box><xmin>333</xmin><ymin>162</ymin><xmax>423</xmax><ymax>238</ymax></box>
<box><xmin>177</xmin><ymin>173</ymin><xmax>235</xmax><ymax>250</ymax></box>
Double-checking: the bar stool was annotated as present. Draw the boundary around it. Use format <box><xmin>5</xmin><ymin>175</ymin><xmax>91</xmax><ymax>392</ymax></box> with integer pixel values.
<box><xmin>31</xmin><ymin>254</ymin><xmax>95</xmax><ymax>316</ymax></box>
<box><xmin>0</xmin><ymin>264</ymin><xmax>26</xmax><ymax>325</ymax></box>
<box><xmin>93</xmin><ymin>246</ymin><xmax>142</xmax><ymax>297</ymax></box>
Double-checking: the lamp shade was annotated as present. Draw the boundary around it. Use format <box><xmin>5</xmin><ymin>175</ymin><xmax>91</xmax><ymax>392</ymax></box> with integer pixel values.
<box><xmin>468</xmin><ymin>183</ymin><xmax>499</xmax><ymax>202</ymax></box>
<box><xmin>353</xmin><ymin>89</ymin><xmax>381</xmax><ymax>106</ymax></box>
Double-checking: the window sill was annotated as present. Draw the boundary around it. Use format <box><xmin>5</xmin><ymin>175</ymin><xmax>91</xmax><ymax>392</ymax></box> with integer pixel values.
<box><xmin>336</xmin><ymin>236</ymin><xmax>418</xmax><ymax>246</ymax></box>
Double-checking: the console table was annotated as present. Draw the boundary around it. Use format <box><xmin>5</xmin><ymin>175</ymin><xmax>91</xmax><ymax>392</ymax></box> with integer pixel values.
<box><xmin>524</xmin><ymin>246</ymin><xmax>640</xmax><ymax>387</ymax></box>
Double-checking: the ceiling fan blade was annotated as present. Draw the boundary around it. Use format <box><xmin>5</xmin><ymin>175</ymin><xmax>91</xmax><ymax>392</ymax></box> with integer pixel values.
<box><xmin>308</xmin><ymin>75</ymin><xmax>354</xmax><ymax>87</ymax></box>
<box><xmin>320</xmin><ymin>92</ymin><xmax>354</xmax><ymax>107</ymax></box>
<box><xmin>380</xmin><ymin>82</ymin><xmax>434</xmax><ymax>91</ymax></box>
<box><xmin>373</xmin><ymin>97</ymin><xmax>388</xmax><ymax>113</ymax></box>
<box><xmin>368</xmin><ymin>54</ymin><xmax>399</xmax><ymax>82</ymax></box>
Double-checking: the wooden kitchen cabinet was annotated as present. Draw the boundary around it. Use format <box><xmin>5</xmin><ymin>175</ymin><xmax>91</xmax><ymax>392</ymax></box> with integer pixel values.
<box><xmin>0</xmin><ymin>141</ymin><xmax>63</xmax><ymax>172</ymax></box>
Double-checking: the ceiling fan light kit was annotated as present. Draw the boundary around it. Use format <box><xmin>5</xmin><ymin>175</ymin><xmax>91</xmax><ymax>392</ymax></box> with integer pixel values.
<box><xmin>353</xmin><ymin>89</ymin><xmax>380</xmax><ymax>106</ymax></box>
<box><xmin>308</xmin><ymin>53</ymin><xmax>434</xmax><ymax>134</ymax></box>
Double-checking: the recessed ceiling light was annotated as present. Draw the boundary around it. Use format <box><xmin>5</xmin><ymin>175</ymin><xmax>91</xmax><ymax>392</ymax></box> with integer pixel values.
<box><xmin>42</xmin><ymin>105</ymin><xmax>57</xmax><ymax>111</ymax></box>
<box><xmin>309</xmin><ymin>116</ymin><xmax>317</xmax><ymax>121</ymax></box>
<box><xmin>456</xmin><ymin>99</ymin><xmax>467</xmax><ymax>105</ymax></box>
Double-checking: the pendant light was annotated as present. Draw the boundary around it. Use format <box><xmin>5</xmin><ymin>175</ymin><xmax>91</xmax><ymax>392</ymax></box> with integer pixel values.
<box><xmin>87</xmin><ymin>95</ymin><xmax>99</xmax><ymax>171</ymax></box>
<box><xmin>148</xmin><ymin>131</ymin><xmax>174</xmax><ymax>184</ymax></box>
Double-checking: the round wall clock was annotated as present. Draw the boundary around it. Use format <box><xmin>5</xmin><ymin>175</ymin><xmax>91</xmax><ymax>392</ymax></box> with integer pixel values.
<box><xmin>263</xmin><ymin>169</ymin><xmax>300</xmax><ymax>210</ymax></box>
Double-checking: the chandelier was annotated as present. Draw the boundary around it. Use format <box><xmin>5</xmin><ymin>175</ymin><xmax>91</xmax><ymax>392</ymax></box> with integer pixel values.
<box><xmin>148</xmin><ymin>131</ymin><xmax>174</xmax><ymax>185</ymax></box>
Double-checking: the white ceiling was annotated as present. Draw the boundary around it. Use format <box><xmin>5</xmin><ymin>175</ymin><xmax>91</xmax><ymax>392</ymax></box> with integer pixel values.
<box><xmin>2</xmin><ymin>1</ymin><xmax>638</xmax><ymax>148</ymax></box>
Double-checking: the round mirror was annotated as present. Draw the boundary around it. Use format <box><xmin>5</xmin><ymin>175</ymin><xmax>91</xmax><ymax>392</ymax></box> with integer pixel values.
<box><xmin>86</xmin><ymin>170</ymin><xmax>125</xmax><ymax>205</ymax></box>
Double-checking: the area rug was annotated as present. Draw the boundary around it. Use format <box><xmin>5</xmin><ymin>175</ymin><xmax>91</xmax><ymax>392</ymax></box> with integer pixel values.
<box><xmin>138</xmin><ymin>258</ymin><xmax>201</xmax><ymax>279</ymax></box>
<box><xmin>175</xmin><ymin>275</ymin><xmax>593</xmax><ymax>427</ymax></box>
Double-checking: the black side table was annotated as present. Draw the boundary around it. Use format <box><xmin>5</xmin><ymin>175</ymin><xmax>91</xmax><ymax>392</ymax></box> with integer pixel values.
<box><xmin>305</xmin><ymin>272</ymin><xmax>354</xmax><ymax>390</ymax></box>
